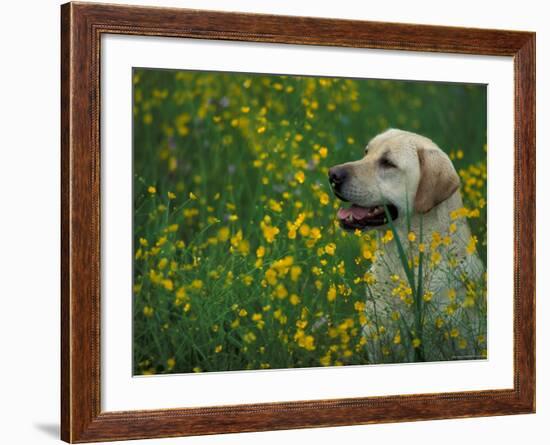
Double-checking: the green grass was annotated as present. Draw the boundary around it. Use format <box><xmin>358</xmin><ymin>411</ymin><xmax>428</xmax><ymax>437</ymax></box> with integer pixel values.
<box><xmin>132</xmin><ymin>68</ymin><xmax>487</xmax><ymax>375</ymax></box>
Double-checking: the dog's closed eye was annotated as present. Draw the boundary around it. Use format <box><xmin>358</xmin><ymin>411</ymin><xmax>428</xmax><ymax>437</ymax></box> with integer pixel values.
<box><xmin>379</xmin><ymin>157</ymin><xmax>397</xmax><ymax>169</ymax></box>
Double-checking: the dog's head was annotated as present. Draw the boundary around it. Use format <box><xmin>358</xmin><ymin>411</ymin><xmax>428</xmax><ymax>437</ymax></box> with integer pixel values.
<box><xmin>328</xmin><ymin>129</ymin><xmax>460</xmax><ymax>231</ymax></box>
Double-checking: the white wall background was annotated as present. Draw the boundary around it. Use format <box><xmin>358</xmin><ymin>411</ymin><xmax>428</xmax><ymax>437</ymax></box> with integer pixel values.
<box><xmin>0</xmin><ymin>1</ymin><xmax>545</xmax><ymax>444</ymax></box>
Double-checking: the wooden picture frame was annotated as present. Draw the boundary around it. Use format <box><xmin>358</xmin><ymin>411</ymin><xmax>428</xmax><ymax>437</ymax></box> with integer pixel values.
<box><xmin>61</xmin><ymin>2</ymin><xmax>535</xmax><ymax>442</ymax></box>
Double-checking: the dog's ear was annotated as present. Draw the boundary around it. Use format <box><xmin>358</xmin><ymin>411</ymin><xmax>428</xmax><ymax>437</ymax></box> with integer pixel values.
<box><xmin>414</xmin><ymin>147</ymin><xmax>460</xmax><ymax>214</ymax></box>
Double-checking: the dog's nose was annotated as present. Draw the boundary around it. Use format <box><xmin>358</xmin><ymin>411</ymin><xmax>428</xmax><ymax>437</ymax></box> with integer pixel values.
<box><xmin>328</xmin><ymin>166</ymin><xmax>348</xmax><ymax>186</ymax></box>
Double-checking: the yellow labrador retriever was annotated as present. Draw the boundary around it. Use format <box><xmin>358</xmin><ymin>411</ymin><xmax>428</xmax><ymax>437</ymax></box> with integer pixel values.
<box><xmin>329</xmin><ymin>129</ymin><xmax>485</xmax><ymax>361</ymax></box>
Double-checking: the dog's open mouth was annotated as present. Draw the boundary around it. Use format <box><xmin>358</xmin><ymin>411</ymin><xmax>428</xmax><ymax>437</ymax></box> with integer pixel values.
<box><xmin>336</xmin><ymin>204</ymin><xmax>399</xmax><ymax>230</ymax></box>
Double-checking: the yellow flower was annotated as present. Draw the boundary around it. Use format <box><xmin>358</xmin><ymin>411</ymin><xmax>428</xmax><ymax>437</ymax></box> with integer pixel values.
<box><xmin>363</xmin><ymin>272</ymin><xmax>376</xmax><ymax>285</ymax></box>
<box><xmin>393</xmin><ymin>332</ymin><xmax>401</xmax><ymax>344</ymax></box>
<box><xmin>167</xmin><ymin>191</ymin><xmax>176</xmax><ymax>200</ymax></box>
<box><xmin>162</xmin><ymin>279</ymin><xmax>173</xmax><ymax>291</ymax></box>
<box><xmin>158</xmin><ymin>258</ymin><xmax>168</xmax><ymax>270</ymax></box>
<box><xmin>466</xmin><ymin>235</ymin><xmax>478</xmax><ymax>255</ymax></box>
<box><xmin>143</xmin><ymin>306</ymin><xmax>154</xmax><ymax>317</ymax></box>
<box><xmin>412</xmin><ymin>338</ymin><xmax>422</xmax><ymax>348</ymax></box>
<box><xmin>166</xmin><ymin>357</ymin><xmax>176</xmax><ymax>370</ymax></box>
<box><xmin>289</xmin><ymin>294</ymin><xmax>301</xmax><ymax>305</ymax></box>
<box><xmin>320</xmin><ymin>352</ymin><xmax>331</xmax><ymax>366</ymax></box>
<box><xmin>408</xmin><ymin>232</ymin><xmax>416</xmax><ymax>242</ymax></box>
<box><xmin>327</xmin><ymin>285</ymin><xmax>337</xmax><ymax>302</ymax></box>
<box><xmin>215</xmin><ymin>345</ymin><xmax>223</xmax><ymax>353</ymax></box>
<box><xmin>243</xmin><ymin>332</ymin><xmax>256</xmax><ymax>343</ymax></box>
<box><xmin>275</xmin><ymin>283</ymin><xmax>288</xmax><ymax>299</ymax></box>
<box><xmin>189</xmin><ymin>192</ymin><xmax>198</xmax><ymax>200</ymax></box>
<box><xmin>362</xmin><ymin>248</ymin><xmax>374</xmax><ymax>260</ymax></box>
<box><xmin>299</xmin><ymin>224</ymin><xmax>310</xmax><ymax>237</ymax></box>
<box><xmin>295</xmin><ymin>171</ymin><xmax>305</xmax><ymax>184</ymax></box>
<box><xmin>450</xmin><ymin>328</ymin><xmax>460</xmax><ymax>338</ymax></box>
<box><xmin>217</xmin><ymin>226</ymin><xmax>230</xmax><ymax>242</ymax></box>
<box><xmin>319</xmin><ymin>192</ymin><xmax>330</xmax><ymax>205</ymax></box>
<box><xmin>191</xmin><ymin>279</ymin><xmax>203</xmax><ymax>290</ymax></box>
<box><xmin>431</xmin><ymin>251</ymin><xmax>442</xmax><ymax>265</ymax></box>
<box><xmin>175</xmin><ymin>286</ymin><xmax>187</xmax><ymax>301</ymax></box>
<box><xmin>166</xmin><ymin>223</ymin><xmax>178</xmax><ymax>233</ymax></box>
<box><xmin>260</xmin><ymin>220</ymin><xmax>280</xmax><ymax>243</ymax></box>
<box><xmin>324</xmin><ymin>243</ymin><xmax>336</xmax><ymax>256</ymax></box>
<box><xmin>423</xmin><ymin>291</ymin><xmax>433</xmax><ymax>302</ymax></box>
<box><xmin>319</xmin><ymin>147</ymin><xmax>328</xmax><ymax>158</ymax></box>
<box><xmin>256</xmin><ymin>245</ymin><xmax>265</xmax><ymax>258</ymax></box>
<box><xmin>147</xmin><ymin>186</ymin><xmax>156</xmax><ymax>194</ymax></box>
<box><xmin>447</xmin><ymin>289</ymin><xmax>457</xmax><ymax>301</ymax></box>
<box><xmin>143</xmin><ymin>113</ymin><xmax>153</xmax><ymax>125</ymax></box>
<box><xmin>265</xmin><ymin>268</ymin><xmax>277</xmax><ymax>286</ymax></box>
<box><xmin>290</xmin><ymin>265</ymin><xmax>302</xmax><ymax>282</ymax></box>
<box><xmin>381</xmin><ymin>230</ymin><xmax>394</xmax><ymax>243</ymax></box>
<box><xmin>268</xmin><ymin>199</ymin><xmax>283</xmax><ymax>212</ymax></box>
<box><xmin>309</xmin><ymin>227</ymin><xmax>322</xmax><ymax>240</ymax></box>
<box><xmin>450</xmin><ymin>207</ymin><xmax>469</xmax><ymax>220</ymax></box>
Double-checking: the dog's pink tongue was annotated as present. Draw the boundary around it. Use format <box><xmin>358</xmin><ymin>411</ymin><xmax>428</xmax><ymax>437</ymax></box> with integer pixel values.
<box><xmin>337</xmin><ymin>205</ymin><xmax>371</xmax><ymax>220</ymax></box>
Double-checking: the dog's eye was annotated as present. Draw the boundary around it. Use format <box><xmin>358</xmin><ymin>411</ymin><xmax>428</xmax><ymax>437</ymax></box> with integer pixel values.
<box><xmin>380</xmin><ymin>158</ymin><xmax>397</xmax><ymax>169</ymax></box>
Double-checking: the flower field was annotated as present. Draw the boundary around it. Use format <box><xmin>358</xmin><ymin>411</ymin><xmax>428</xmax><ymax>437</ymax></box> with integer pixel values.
<box><xmin>132</xmin><ymin>68</ymin><xmax>487</xmax><ymax>375</ymax></box>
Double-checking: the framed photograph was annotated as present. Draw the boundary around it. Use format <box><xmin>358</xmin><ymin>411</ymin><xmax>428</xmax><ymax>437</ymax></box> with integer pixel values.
<box><xmin>61</xmin><ymin>2</ymin><xmax>535</xmax><ymax>442</ymax></box>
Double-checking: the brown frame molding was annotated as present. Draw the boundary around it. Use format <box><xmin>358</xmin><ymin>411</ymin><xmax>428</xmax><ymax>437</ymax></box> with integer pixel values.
<box><xmin>61</xmin><ymin>2</ymin><xmax>536</xmax><ymax>442</ymax></box>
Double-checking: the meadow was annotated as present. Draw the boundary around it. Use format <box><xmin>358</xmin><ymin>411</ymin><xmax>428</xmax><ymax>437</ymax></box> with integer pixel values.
<box><xmin>132</xmin><ymin>68</ymin><xmax>487</xmax><ymax>375</ymax></box>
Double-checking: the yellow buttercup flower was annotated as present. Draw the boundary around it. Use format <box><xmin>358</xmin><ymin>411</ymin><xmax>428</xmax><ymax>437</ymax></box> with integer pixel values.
<box><xmin>260</xmin><ymin>219</ymin><xmax>280</xmax><ymax>243</ymax></box>
<box><xmin>466</xmin><ymin>235</ymin><xmax>478</xmax><ymax>255</ymax></box>
<box><xmin>290</xmin><ymin>265</ymin><xmax>302</xmax><ymax>282</ymax></box>
<box><xmin>327</xmin><ymin>285</ymin><xmax>337</xmax><ymax>302</ymax></box>
<box><xmin>324</xmin><ymin>243</ymin><xmax>336</xmax><ymax>256</ymax></box>
<box><xmin>289</xmin><ymin>294</ymin><xmax>301</xmax><ymax>306</ymax></box>
<box><xmin>381</xmin><ymin>230</ymin><xmax>394</xmax><ymax>243</ymax></box>
<box><xmin>162</xmin><ymin>279</ymin><xmax>174</xmax><ymax>291</ymax></box>
<box><xmin>217</xmin><ymin>226</ymin><xmax>230</xmax><ymax>242</ymax></box>
<box><xmin>166</xmin><ymin>357</ymin><xmax>176</xmax><ymax>370</ymax></box>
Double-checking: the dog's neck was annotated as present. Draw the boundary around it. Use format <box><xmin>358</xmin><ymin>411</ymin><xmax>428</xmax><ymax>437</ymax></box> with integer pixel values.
<box><xmin>396</xmin><ymin>190</ymin><xmax>468</xmax><ymax>243</ymax></box>
<box><xmin>371</xmin><ymin>190</ymin><xmax>475</xmax><ymax>280</ymax></box>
